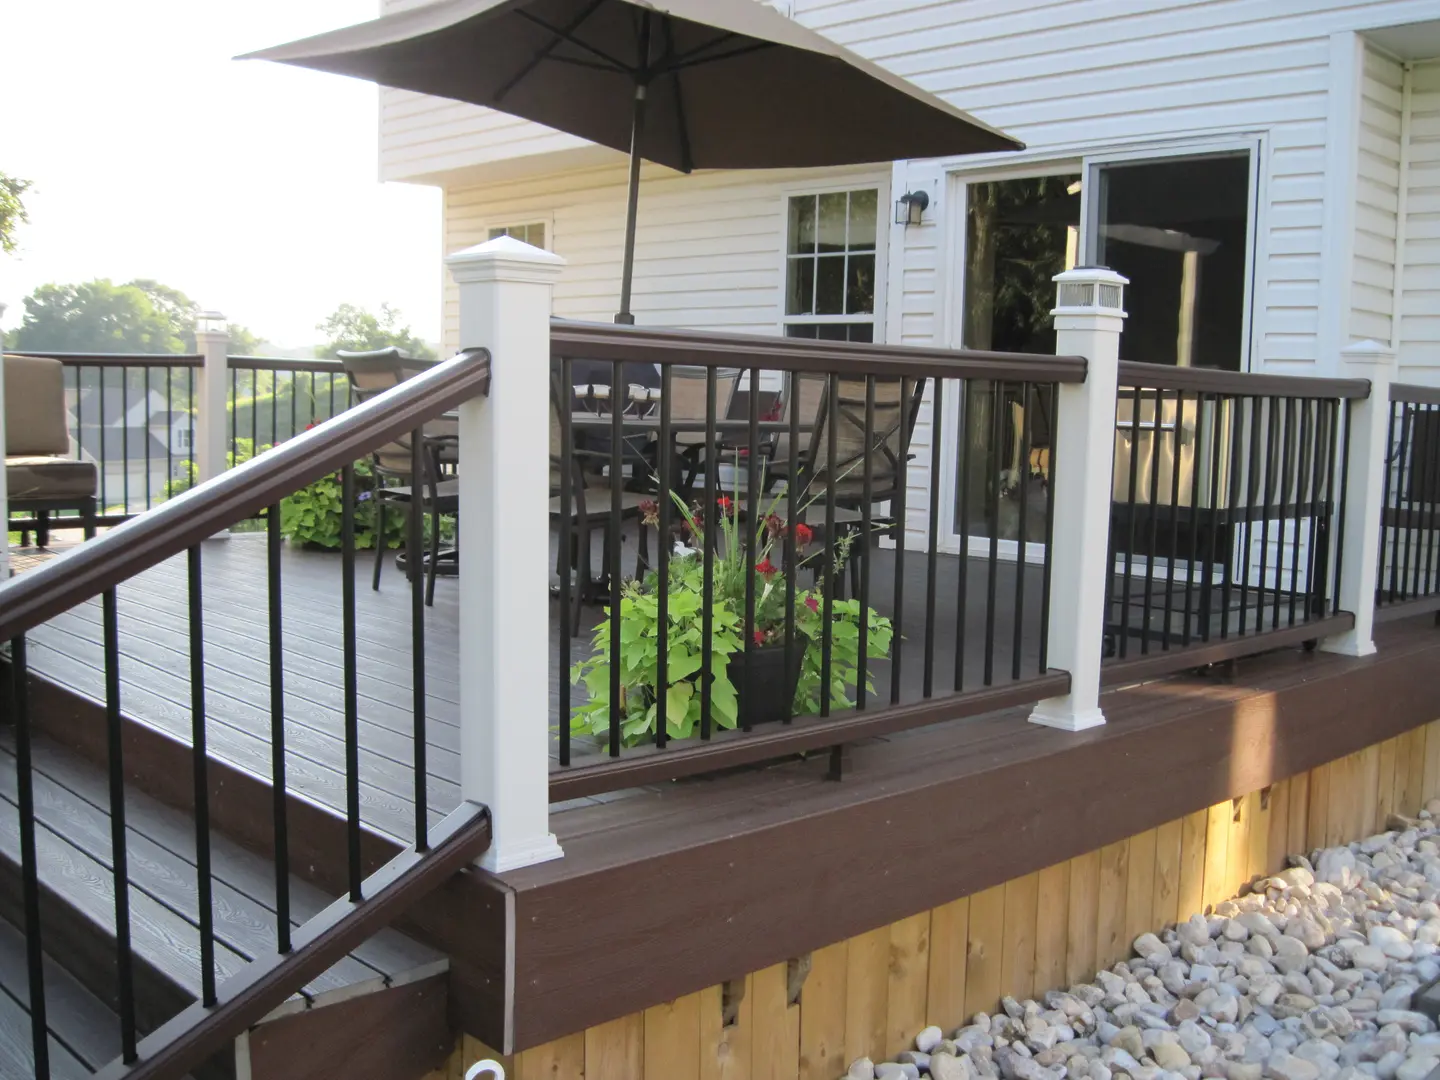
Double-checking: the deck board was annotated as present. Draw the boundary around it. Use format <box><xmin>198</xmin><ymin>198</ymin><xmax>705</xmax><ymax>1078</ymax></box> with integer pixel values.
<box><xmin>24</xmin><ymin>534</ymin><xmax>1048</xmax><ymax>836</ymax></box>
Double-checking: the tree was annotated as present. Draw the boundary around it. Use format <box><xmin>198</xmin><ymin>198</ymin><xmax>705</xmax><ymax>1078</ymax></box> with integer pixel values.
<box><xmin>0</xmin><ymin>173</ymin><xmax>32</xmax><ymax>254</ymax></box>
<box><xmin>318</xmin><ymin>303</ymin><xmax>435</xmax><ymax>360</ymax></box>
<box><xmin>8</xmin><ymin>278</ymin><xmax>261</xmax><ymax>355</ymax></box>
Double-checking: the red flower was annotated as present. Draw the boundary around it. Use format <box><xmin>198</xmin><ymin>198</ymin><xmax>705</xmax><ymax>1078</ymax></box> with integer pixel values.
<box><xmin>716</xmin><ymin>495</ymin><xmax>733</xmax><ymax>514</ymax></box>
<box><xmin>805</xmin><ymin>596</ymin><xmax>819</xmax><ymax>613</ymax></box>
<box><xmin>638</xmin><ymin>498</ymin><xmax>659</xmax><ymax>526</ymax></box>
<box><xmin>764</xmin><ymin>513</ymin><xmax>784</xmax><ymax>540</ymax></box>
<box><xmin>305</xmin><ymin>422</ymin><xmax>317</xmax><ymax>431</ymax></box>
<box><xmin>792</xmin><ymin>523</ymin><xmax>813</xmax><ymax>548</ymax></box>
<box><xmin>755</xmin><ymin>558</ymin><xmax>778</xmax><ymax>578</ymax></box>
<box><xmin>753</xmin><ymin>630</ymin><xmax>767</xmax><ymax>645</ymax></box>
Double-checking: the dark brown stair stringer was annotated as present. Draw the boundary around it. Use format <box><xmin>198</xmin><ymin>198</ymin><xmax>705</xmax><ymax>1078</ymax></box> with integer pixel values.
<box><xmin>91</xmin><ymin>803</ymin><xmax>490</xmax><ymax>1080</ymax></box>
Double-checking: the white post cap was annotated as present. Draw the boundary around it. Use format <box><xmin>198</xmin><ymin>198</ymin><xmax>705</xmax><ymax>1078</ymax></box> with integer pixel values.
<box><xmin>195</xmin><ymin>310</ymin><xmax>228</xmax><ymax>338</ymax></box>
<box><xmin>447</xmin><ymin>235</ymin><xmax>566</xmax><ymax>285</ymax></box>
<box><xmin>1340</xmin><ymin>339</ymin><xmax>1396</xmax><ymax>366</ymax></box>
<box><xmin>1052</xmin><ymin>266</ymin><xmax>1129</xmax><ymax>319</ymax></box>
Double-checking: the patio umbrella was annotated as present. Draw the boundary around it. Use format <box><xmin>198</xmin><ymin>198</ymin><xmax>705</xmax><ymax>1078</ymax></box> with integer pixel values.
<box><xmin>243</xmin><ymin>0</ymin><xmax>1021</xmax><ymax>323</ymax></box>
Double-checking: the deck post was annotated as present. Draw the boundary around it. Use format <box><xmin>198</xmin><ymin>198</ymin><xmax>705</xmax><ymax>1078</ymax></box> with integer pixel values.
<box><xmin>193</xmin><ymin>312</ymin><xmax>230</xmax><ymax>488</ymax></box>
<box><xmin>449</xmin><ymin>236</ymin><xmax>567</xmax><ymax>872</ymax></box>
<box><xmin>1320</xmin><ymin>339</ymin><xmax>1394</xmax><ymax>657</ymax></box>
<box><xmin>1029</xmin><ymin>267</ymin><xmax>1128</xmax><ymax>731</ymax></box>
<box><xmin>0</xmin><ymin>302</ymin><xmax>8</xmax><ymax>578</ymax></box>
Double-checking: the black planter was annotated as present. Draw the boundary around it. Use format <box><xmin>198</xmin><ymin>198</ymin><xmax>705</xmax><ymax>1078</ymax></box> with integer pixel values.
<box><xmin>731</xmin><ymin>642</ymin><xmax>803</xmax><ymax>727</ymax></box>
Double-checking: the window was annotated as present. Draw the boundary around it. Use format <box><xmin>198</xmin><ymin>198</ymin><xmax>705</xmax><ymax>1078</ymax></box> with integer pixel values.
<box><xmin>1089</xmin><ymin>152</ymin><xmax>1251</xmax><ymax>371</ymax></box>
<box><xmin>783</xmin><ymin>189</ymin><xmax>878</xmax><ymax>342</ymax></box>
<box><xmin>488</xmin><ymin>222</ymin><xmax>546</xmax><ymax>248</ymax></box>
<box><xmin>175</xmin><ymin>426</ymin><xmax>190</xmax><ymax>451</ymax></box>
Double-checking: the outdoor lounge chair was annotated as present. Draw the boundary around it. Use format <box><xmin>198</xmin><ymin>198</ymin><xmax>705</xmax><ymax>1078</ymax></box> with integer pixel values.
<box><xmin>338</xmin><ymin>348</ymin><xmax>456</xmax><ymax>606</ymax></box>
<box><xmin>5</xmin><ymin>354</ymin><xmax>96</xmax><ymax>547</ymax></box>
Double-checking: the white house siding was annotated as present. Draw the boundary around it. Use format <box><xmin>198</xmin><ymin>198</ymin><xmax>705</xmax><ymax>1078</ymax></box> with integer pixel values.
<box><xmin>1352</xmin><ymin>46</ymin><xmax>1405</xmax><ymax>347</ymax></box>
<box><xmin>1401</xmin><ymin>61</ymin><xmax>1440</xmax><ymax>377</ymax></box>
<box><xmin>440</xmin><ymin>162</ymin><xmax>887</xmax><ymax>349</ymax></box>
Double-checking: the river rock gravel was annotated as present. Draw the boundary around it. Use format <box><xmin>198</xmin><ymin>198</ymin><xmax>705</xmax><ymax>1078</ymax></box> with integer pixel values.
<box><xmin>847</xmin><ymin>806</ymin><xmax>1440</xmax><ymax>1080</ymax></box>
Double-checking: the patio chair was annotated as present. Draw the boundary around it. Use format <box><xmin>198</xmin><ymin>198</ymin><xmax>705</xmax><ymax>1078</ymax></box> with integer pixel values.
<box><xmin>667</xmin><ymin>365</ymin><xmax>741</xmax><ymax>495</ymax></box>
<box><xmin>338</xmin><ymin>348</ymin><xmax>456</xmax><ymax>606</ymax></box>
<box><xmin>764</xmin><ymin>372</ymin><xmax>830</xmax><ymax>483</ymax></box>
<box><xmin>550</xmin><ymin>374</ymin><xmax>649</xmax><ymax>634</ymax></box>
<box><xmin>5</xmin><ymin>354</ymin><xmax>97</xmax><ymax>547</ymax></box>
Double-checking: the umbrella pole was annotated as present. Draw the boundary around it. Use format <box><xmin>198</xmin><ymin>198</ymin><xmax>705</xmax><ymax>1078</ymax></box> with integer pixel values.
<box><xmin>615</xmin><ymin>82</ymin><xmax>647</xmax><ymax>326</ymax></box>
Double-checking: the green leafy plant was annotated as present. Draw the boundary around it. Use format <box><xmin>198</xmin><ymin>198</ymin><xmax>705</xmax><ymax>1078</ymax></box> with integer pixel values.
<box><xmin>570</xmin><ymin>467</ymin><xmax>893</xmax><ymax>748</ymax></box>
<box><xmin>277</xmin><ymin>461</ymin><xmax>410</xmax><ymax>551</ymax></box>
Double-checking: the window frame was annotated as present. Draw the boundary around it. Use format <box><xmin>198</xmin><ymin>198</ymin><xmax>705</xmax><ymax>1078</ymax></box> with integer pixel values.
<box><xmin>483</xmin><ymin>214</ymin><xmax>555</xmax><ymax>251</ymax></box>
<box><xmin>775</xmin><ymin>175</ymin><xmax>890</xmax><ymax>342</ymax></box>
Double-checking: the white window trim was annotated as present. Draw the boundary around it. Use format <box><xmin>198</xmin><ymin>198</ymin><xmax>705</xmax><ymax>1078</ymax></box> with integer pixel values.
<box><xmin>774</xmin><ymin>173</ymin><xmax>891</xmax><ymax>342</ymax></box>
<box><xmin>483</xmin><ymin>213</ymin><xmax>555</xmax><ymax>250</ymax></box>
<box><xmin>933</xmin><ymin>133</ymin><xmax>1268</xmax><ymax>559</ymax></box>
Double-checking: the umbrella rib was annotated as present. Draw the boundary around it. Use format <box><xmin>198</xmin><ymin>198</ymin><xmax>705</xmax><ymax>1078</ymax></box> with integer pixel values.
<box><xmin>659</xmin><ymin>41</ymin><xmax>778</xmax><ymax>75</ymax></box>
<box><xmin>663</xmin><ymin>19</ymin><xmax>694</xmax><ymax>175</ymax></box>
<box><xmin>514</xmin><ymin>9</ymin><xmax>635</xmax><ymax>76</ymax></box>
<box><xmin>668</xmin><ymin>31</ymin><xmax>739</xmax><ymax>67</ymax></box>
<box><xmin>494</xmin><ymin>0</ymin><xmax>611</xmax><ymax>101</ymax></box>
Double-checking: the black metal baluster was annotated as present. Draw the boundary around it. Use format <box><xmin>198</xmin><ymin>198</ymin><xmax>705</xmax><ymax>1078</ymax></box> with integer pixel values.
<box><xmin>10</xmin><ymin>637</ymin><xmax>49</xmax><ymax>1080</ymax></box>
<box><xmin>783</xmin><ymin>370</ymin><xmax>799</xmax><ymax>724</ymax></box>
<box><xmin>121</xmin><ymin>366</ymin><xmax>131</xmax><ymax>515</ymax></box>
<box><xmin>328</xmin><ymin>372</ymin><xmax>337</xmax><ymax>418</ymax></box>
<box><xmin>1411</xmin><ymin>402</ymin><xmax>1434</xmax><ymax>600</ymax></box>
<box><xmin>1240</xmin><ymin>396</ymin><xmax>1264</xmax><ymax>635</ymax></box>
<box><xmin>558</xmin><ymin>359</ymin><xmax>573</xmax><ymax>766</ymax></box>
<box><xmin>1163</xmin><ymin>391</ymin><xmax>1185</xmax><ymax>650</ymax></box>
<box><xmin>1038</xmin><ymin>385</ymin><xmax>1057</xmax><ymax>676</ymax></box>
<box><xmin>165</xmin><ymin>367</ymin><xmax>174</xmax><ymax>504</ymax></box>
<box><xmin>890</xmin><ymin>376</ymin><xmax>912</xmax><ymax>706</ymax></box>
<box><xmin>1291</xmin><ymin>399</ymin><xmax>1312</xmax><ymax>626</ymax></box>
<box><xmin>290</xmin><ymin>371</ymin><xmax>298</xmax><ymax>445</ymax></box>
<box><xmin>1118</xmin><ymin>385</ymin><xmax>1142</xmax><ymax>657</ymax></box>
<box><xmin>1197</xmin><ymin>395</ymin><xmax>1222</xmax><ymax>644</ymax></box>
<box><xmin>1301</xmin><ymin>401</ymin><xmax>1325</xmax><ymax>623</ymax></box>
<box><xmin>144</xmin><ymin>366</ymin><xmax>153</xmax><ymax>511</ymax></box>
<box><xmin>701</xmin><ymin>367</ymin><xmax>717</xmax><ymax>740</ymax></box>
<box><xmin>186</xmin><ymin>546</ymin><xmax>217</xmax><ymax>1006</ymax></box>
<box><xmin>1403</xmin><ymin>403</ymin><xmax>1420</xmax><ymax>601</ymax></box>
<box><xmin>410</xmin><ymin>428</ymin><xmax>428</xmax><ymax>850</ymax></box>
<box><xmin>984</xmin><ymin>382</ymin><xmax>1004</xmax><ymax>683</ymax></box>
<box><xmin>97</xmin><ymin>366</ymin><xmax>108</xmax><ymax>513</ymax></box>
<box><xmin>1011</xmin><ymin>382</ymin><xmax>1032</xmax><ymax>680</ymax></box>
<box><xmin>1141</xmin><ymin>388</ymin><xmax>1163</xmax><ymax>654</ymax></box>
<box><xmin>925</xmin><ymin>380</ymin><xmax>944</xmax><ymax>696</ymax></box>
<box><xmin>103</xmin><ymin>589</ymin><xmax>137</xmax><ymax>1062</ymax></box>
<box><xmin>857</xmin><ymin>376</ymin><xmax>875</xmax><ymax>711</ymax></box>
<box><xmin>1331</xmin><ymin>401</ymin><xmax>1350</xmax><ymax>615</ymax></box>
<box><xmin>822</xmin><ymin>373</ymin><xmax>839</xmax><ymax>717</ymax></box>
<box><xmin>955</xmin><ymin>382</ymin><xmax>973</xmax><ymax>689</ymax></box>
<box><xmin>743</xmin><ymin>367</ymin><xmax>761</xmax><ymax>733</ymax></box>
<box><xmin>266</xmin><ymin>503</ymin><xmax>290</xmax><ymax>951</ymax></box>
<box><xmin>341</xmin><ymin>465</ymin><xmax>362</xmax><ymax>901</ymax></box>
<box><xmin>1270</xmin><ymin>397</ymin><xmax>1291</xmax><ymax>629</ymax></box>
<box><xmin>607</xmin><ymin>359</ymin><xmax>623</xmax><ymax>758</ymax></box>
<box><xmin>251</xmin><ymin>371</ymin><xmax>260</xmax><ymax>459</ymax></box>
<box><xmin>187</xmin><ymin>369</ymin><xmax>195</xmax><ymax>482</ymax></box>
<box><xmin>1424</xmin><ymin>405</ymin><xmax>1440</xmax><ymax>597</ymax></box>
<box><xmin>1221</xmin><ymin>398</ymin><xmax>1244</xmax><ymax>639</ymax></box>
<box><xmin>230</xmin><ymin>367</ymin><xmax>238</xmax><ymax>466</ymax></box>
<box><xmin>1386</xmin><ymin>402</ymin><xmax>1405</xmax><ymax>603</ymax></box>
<box><xmin>656</xmin><ymin>364</ymin><xmax>672</xmax><ymax>746</ymax></box>
<box><xmin>271</xmin><ymin>371</ymin><xmax>279</xmax><ymax>450</ymax></box>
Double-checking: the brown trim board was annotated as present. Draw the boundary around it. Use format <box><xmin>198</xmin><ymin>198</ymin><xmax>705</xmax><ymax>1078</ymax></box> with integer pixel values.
<box><xmin>496</xmin><ymin>618</ymin><xmax>1440</xmax><ymax>1050</ymax></box>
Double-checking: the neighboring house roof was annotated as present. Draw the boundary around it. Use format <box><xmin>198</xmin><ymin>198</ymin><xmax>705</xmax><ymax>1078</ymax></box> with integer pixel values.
<box><xmin>73</xmin><ymin>423</ymin><xmax>172</xmax><ymax>462</ymax></box>
<box><xmin>73</xmin><ymin>386</ymin><xmax>173</xmax><ymax>427</ymax></box>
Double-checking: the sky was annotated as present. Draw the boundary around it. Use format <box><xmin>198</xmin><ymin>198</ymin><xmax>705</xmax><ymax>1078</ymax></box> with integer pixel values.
<box><xmin>1</xmin><ymin>0</ymin><xmax>443</xmax><ymax>348</ymax></box>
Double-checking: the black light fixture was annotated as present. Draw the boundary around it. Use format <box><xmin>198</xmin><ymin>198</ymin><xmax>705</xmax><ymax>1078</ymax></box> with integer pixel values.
<box><xmin>895</xmin><ymin>189</ymin><xmax>930</xmax><ymax>226</ymax></box>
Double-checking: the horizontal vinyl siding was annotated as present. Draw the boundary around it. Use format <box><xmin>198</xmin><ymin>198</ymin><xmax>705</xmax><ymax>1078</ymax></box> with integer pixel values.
<box><xmin>1401</xmin><ymin>61</ymin><xmax>1440</xmax><ymax>377</ymax></box>
<box><xmin>1352</xmin><ymin>46</ymin><xmax>1404</xmax><ymax>346</ymax></box>
<box><xmin>440</xmin><ymin>163</ymin><xmax>887</xmax><ymax>352</ymax></box>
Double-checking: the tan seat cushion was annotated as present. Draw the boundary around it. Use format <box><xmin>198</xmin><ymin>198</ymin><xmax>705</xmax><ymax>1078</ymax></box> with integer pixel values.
<box><xmin>4</xmin><ymin>355</ymin><xmax>70</xmax><ymax>456</ymax></box>
<box><xmin>7</xmin><ymin>456</ymin><xmax>97</xmax><ymax>500</ymax></box>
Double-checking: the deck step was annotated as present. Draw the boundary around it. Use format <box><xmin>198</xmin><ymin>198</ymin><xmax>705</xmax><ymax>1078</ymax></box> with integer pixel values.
<box><xmin>0</xmin><ymin>728</ymin><xmax>448</xmax><ymax>1078</ymax></box>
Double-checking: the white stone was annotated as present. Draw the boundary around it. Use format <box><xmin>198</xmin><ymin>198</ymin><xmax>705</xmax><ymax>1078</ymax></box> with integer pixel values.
<box><xmin>1393</xmin><ymin>1057</ymin><xmax>1437</xmax><ymax>1080</ymax></box>
<box><xmin>917</xmin><ymin>1026</ymin><xmax>944</xmax><ymax>1053</ymax></box>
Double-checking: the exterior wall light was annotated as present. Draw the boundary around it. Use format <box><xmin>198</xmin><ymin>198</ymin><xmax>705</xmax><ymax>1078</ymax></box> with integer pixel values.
<box><xmin>895</xmin><ymin>190</ymin><xmax>929</xmax><ymax>227</ymax></box>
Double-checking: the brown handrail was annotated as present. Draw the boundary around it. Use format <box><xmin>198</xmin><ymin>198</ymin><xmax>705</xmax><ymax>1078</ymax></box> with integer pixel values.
<box><xmin>5</xmin><ymin>351</ymin><xmax>203</xmax><ymax>368</ymax></box>
<box><xmin>1391</xmin><ymin>383</ymin><xmax>1440</xmax><ymax>406</ymax></box>
<box><xmin>94</xmin><ymin>803</ymin><xmax>491</xmax><ymax>1080</ymax></box>
<box><xmin>551</xmin><ymin>320</ymin><xmax>1089</xmax><ymax>382</ymax></box>
<box><xmin>227</xmin><ymin>355</ymin><xmax>347</xmax><ymax>372</ymax></box>
<box><xmin>0</xmin><ymin>347</ymin><xmax>490</xmax><ymax>643</ymax></box>
<box><xmin>1118</xmin><ymin>360</ymin><xmax>1370</xmax><ymax>400</ymax></box>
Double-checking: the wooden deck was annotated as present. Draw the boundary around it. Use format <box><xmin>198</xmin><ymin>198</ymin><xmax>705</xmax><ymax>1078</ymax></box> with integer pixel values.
<box><xmin>21</xmin><ymin>533</ymin><xmax>1048</xmax><ymax>843</ymax></box>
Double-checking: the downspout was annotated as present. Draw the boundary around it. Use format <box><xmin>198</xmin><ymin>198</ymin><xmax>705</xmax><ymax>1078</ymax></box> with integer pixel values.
<box><xmin>1391</xmin><ymin>62</ymin><xmax>1413</xmax><ymax>358</ymax></box>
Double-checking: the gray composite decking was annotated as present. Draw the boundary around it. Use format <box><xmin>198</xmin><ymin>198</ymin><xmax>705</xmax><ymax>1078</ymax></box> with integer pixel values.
<box><xmin>23</xmin><ymin>533</ymin><xmax>1049</xmax><ymax>842</ymax></box>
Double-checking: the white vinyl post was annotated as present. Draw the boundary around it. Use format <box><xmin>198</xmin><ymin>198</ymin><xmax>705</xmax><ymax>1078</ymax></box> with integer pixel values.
<box><xmin>1320</xmin><ymin>339</ymin><xmax>1395</xmax><ymax>658</ymax></box>
<box><xmin>193</xmin><ymin>311</ymin><xmax>230</xmax><ymax>489</ymax></box>
<box><xmin>450</xmin><ymin>235</ymin><xmax>567</xmax><ymax>873</ymax></box>
<box><xmin>1029</xmin><ymin>267</ymin><xmax>1128</xmax><ymax>732</ymax></box>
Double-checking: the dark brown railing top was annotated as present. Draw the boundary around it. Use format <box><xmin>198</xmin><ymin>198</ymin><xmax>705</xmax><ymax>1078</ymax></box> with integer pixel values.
<box><xmin>551</xmin><ymin>320</ymin><xmax>1089</xmax><ymax>383</ymax></box>
<box><xmin>1118</xmin><ymin>360</ymin><xmax>1371</xmax><ymax>400</ymax></box>
<box><xmin>227</xmin><ymin>355</ymin><xmax>348</xmax><ymax>372</ymax></box>
<box><xmin>1391</xmin><ymin>382</ymin><xmax>1440</xmax><ymax>406</ymax></box>
<box><xmin>5</xmin><ymin>350</ymin><xmax>203</xmax><ymax>368</ymax></box>
<box><xmin>0</xmin><ymin>347</ymin><xmax>490</xmax><ymax>643</ymax></box>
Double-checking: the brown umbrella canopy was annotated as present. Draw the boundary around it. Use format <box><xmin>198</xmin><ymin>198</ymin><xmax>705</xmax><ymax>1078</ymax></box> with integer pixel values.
<box><xmin>243</xmin><ymin>0</ymin><xmax>1019</xmax><ymax>170</ymax></box>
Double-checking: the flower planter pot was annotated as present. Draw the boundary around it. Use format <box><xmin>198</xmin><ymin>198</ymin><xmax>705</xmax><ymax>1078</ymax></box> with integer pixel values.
<box><xmin>731</xmin><ymin>642</ymin><xmax>803</xmax><ymax>727</ymax></box>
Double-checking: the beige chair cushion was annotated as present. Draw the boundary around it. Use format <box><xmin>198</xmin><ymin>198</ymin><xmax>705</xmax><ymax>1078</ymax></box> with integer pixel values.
<box><xmin>7</xmin><ymin>456</ymin><xmax>97</xmax><ymax>500</ymax></box>
<box><xmin>4</xmin><ymin>355</ymin><xmax>70</xmax><ymax>456</ymax></box>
